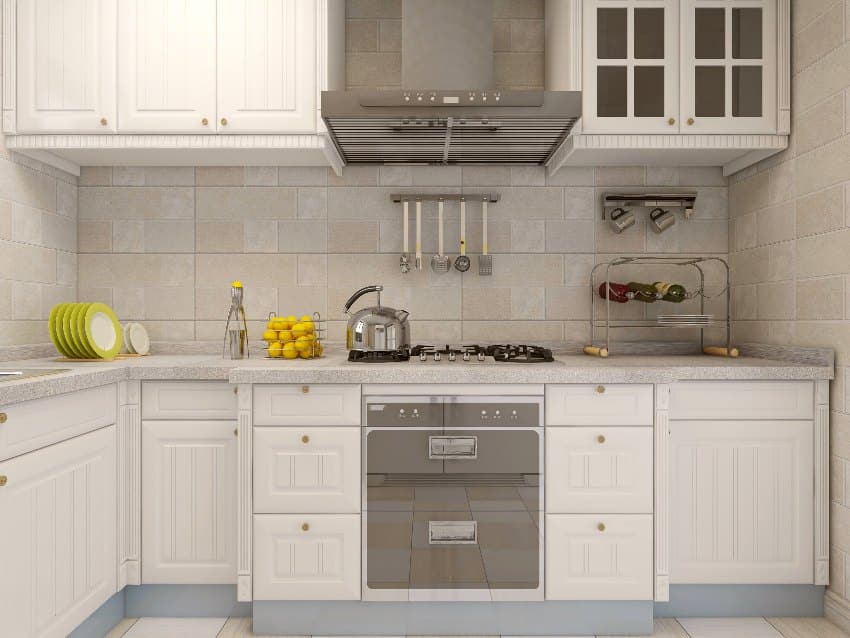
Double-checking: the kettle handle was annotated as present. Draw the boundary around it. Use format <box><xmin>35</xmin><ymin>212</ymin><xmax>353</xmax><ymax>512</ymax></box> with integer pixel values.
<box><xmin>344</xmin><ymin>285</ymin><xmax>383</xmax><ymax>315</ymax></box>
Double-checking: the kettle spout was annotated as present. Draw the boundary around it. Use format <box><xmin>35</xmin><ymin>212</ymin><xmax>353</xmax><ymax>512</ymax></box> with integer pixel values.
<box><xmin>395</xmin><ymin>309</ymin><xmax>410</xmax><ymax>323</ymax></box>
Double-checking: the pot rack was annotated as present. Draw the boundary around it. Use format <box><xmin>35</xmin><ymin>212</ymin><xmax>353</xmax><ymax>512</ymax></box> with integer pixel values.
<box><xmin>390</xmin><ymin>193</ymin><xmax>500</xmax><ymax>203</ymax></box>
<box><xmin>602</xmin><ymin>192</ymin><xmax>697</xmax><ymax>219</ymax></box>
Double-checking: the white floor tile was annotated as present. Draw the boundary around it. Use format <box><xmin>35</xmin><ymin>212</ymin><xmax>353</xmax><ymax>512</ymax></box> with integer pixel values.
<box><xmin>767</xmin><ymin>617</ymin><xmax>850</xmax><ymax>638</ymax></box>
<box><xmin>122</xmin><ymin>617</ymin><xmax>227</xmax><ymax>638</ymax></box>
<box><xmin>678</xmin><ymin>617</ymin><xmax>782</xmax><ymax>638</ymax></box>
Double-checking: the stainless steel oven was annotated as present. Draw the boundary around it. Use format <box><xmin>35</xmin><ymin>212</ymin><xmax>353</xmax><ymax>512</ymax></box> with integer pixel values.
<box><xmin>362</xmin><ymin>394</ymin><xmax>544</xmax><ymax>601</ymax></box>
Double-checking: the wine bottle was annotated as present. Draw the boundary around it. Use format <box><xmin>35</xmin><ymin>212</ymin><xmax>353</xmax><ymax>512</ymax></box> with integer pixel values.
<box><xmin>598</xmin><ymin>282</ymin><xmax>633</xmax><ymax>303</ymax></box>
<box><xmin>626</xmin><ymin>282</ymin><xmax>659</xmax><ymax>303</ymax></box>
<box><xmin>653</xmin><ymin>281</ymin><xmax>688</xmax><ymax>303</ymax></box>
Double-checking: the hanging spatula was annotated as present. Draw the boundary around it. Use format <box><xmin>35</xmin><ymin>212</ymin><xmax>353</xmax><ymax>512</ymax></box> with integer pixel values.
<box><xmin>478</xmin><ymin>198</ymin><xmax>492</xmax><ymax>276</ymax></box>
<box><xmin>431</xmin><ymin>199</ymin><xmax>451</xmax><ymax>273</ymax></box>
<box><xmin>400</xmin><ymin>200</ymin><xmax>411</xmax><ymax>274</ymax></box>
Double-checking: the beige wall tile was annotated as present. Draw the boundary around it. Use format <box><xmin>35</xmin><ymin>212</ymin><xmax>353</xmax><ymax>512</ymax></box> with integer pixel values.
<box><xmin>595</xmin><ymin>166</ymin><xmax>645</xmax><ymax>186</ymax></box>
<box><xmin>245</xmin><ymin>220</ymin><xmax>279</xmax><ymax>253</ymax></box>
<box><xmin>493</xmin><ymin>19</ymin><xmax>511</xmax><ymax>51</ymax></box>
<box><xmin>278</xmin><ymin>220</ymin><xmax>327</xmax><ymax>253</ymax></box>
<box><xmin>327</xmin><ymin>166</ymin><xmax>377</xmax><ymax>186</ymax></box>
<box><xmin>42</xmin><ymin>212</ymin><xmax>77</xmax><ymax>252</ymax></box>
<box><xmin>546</xmin><ymin>286</ymin><xmax>590</xmax><ymax>320</ymax></box>
<box><xmin>494</xmin><ymin>52</ymin><xmax>543</xmax><ymax>88</ymax></box>
<box><xmin>329</xmin><ymin>221</ymin><xmax>379</xmax><ymax>253</ymax></box>
<box><xmin>298</xmin><ymin>255</ymin><xmax>328</xmax><ymax>287</ymax></box>
<box><xmin>0</xmin><ymin>239</ymin><xmax>57</xmax><ymax>284</ymax></box>
<box><xmin>79</xmin><ymin>254</ymin><xmax>194</xmax><ymax>287</ymax></box>
<box><xmin>347</xmin><ymin>19</ymin><xmax>378</xmax><ymax>52</ymax></box>
<box><xmin>196</xmin><ymin>253</ymin><xmax>297</xmax><ymax>288</ymax></box>
<box><xmin>197</xmin><ymin>187</ymin><xmax>296</xmax><ymax>220</ymax></box>
<box><xmin>0</xmin><ymin>158</ymin><xmax>57</xmax><ymax>212</ymax></box>
<box><xmin>378</xmin><ymin>19</ymin><xmax>401</xmax><ymax>51</ymax></box>
<box><xmin>797</xmin><ymin>134</ymin><xmax>850</xmax><ymax>196</ymax></box>
<box><xmin>756</xmin><ymin>203</ymin><xmax>795</xmax><ymax>246</ymax></box>
<box><xmin>79</xmin><ymin>187</ymin><xmax>194</xmax><ymax>220</ymax></box>
<box><xmin>56</xmin><ymin>251</ymin><xmax>77</xmax><ymax>286</ymax></box>
<box><xmin>797</xmin><ymin>276</ymin><xmax>846</xmax><ymax>319</ymax></box>
<box><xmin>197</xmin><ymin>221</ymin><xmax>244</xmax><ymax>253</ymax></box>
<box><xmin>794</xmin><ymin>41</ymin><xmax>850</xmax><ymax>113</ymax></box>
<box><xmin>462</xmin><ymin>166</ymin><xmax>511</xmax><ymax>187</ymax></box>
<box><xmin>794</xmin><ymin>1</ymin><xmax>846</xmax><ymax>73</ymax></box>
<box><xmin>79</xmin><ymin>166</ymin><xmax>112</xmax><ymax>186</ymax></box>
<box><xmin>511</xmin><ymin>286</ymin><xmax>545</xmax><ymax>319</ymax></box>
<box><xmin>245</xmin><ymin>167</ymin><xmax>277</xmax><ymax>186</ymax></box>
<box><xmin>12</xmin><ymin>204</ymin><xmax>43</xmax><ymax>245</ymax></box>
<box><xmin>0</xmin><ymin>200</ymin><xmax>10</xmax><ymax>239</ymax></box>
<box><xmin>462</xmin><ymin>320</ymin><xmax>562</xmax><ymax>342</ymax></box>
<box><xmin>462</xmin><ymin>288</ymin><xmax>511</xmax><ymax>320</ymax></box>
<box><xmin>114</xmin><ymin>166</ymin><xmax>194</xmax><ymax>187</ymax></box>
<box><xmin>510</xmin><ymin>220</ymin><xmax>545</xmax><ymax>252</ymax></box>
<box><xmin>57</xmin><ymin>181</ymin><xmax>77</xmax><ymax>218</ymax></box>
<box><xmin>195</xmin><ymin>167</ymin><xmax>245</xmax><ymax>186</ymax></box>
<box><xmin>0</xmin><ymin>281</ymin><xmax>10</xmax><ymax>320</ymax></box>
<box><xmin>730</xmin><ymin>170</ymin><xmax>769</xmax><ymax>215</ymax></box>
<box><xmin>12</xmin><ymin>281</ymin><xmax>42</xmax><ymax>320</ymax></box>
<box><xmin>297</xmin><ymin>188</ymin><xmax>328</xmax><ymax>219</ymax></box>
<box><xmin>144</xmin><ymin>220</ymin><xmax>195</xmax><ymax>253</ymax></box>
<box><xmin>798</xmin><ymin>228</ymin><xmax>850</xmax><ymax>277</ymax></box>
<box><xmin>494</xmin><ymin>0</ymin><xmax>543</xmax><ymax>20</ymax></box>
<box><xmin>510</xmin><ymin>20</ymin><xmax>544</xmax><ymax>53</ymax></box>
<box><xmin>796</xmin><ymin>93</ymin><xmax>846</xmax><ymax>155</ymax></box>
<box><xmin>510</xmin><ymin>166</ymin><xmax>546</xmax><ymax>186</ymax></box>
<box><xmin>547</xmin><ymin>166</ymin><xmax>595</xmax><ymax>186</ymax></box>
<box><xmin>112</xmin><ymin>220</ymin><xmax>144</xmax><ymax>253</ymax></box>
<box><xmin>796</xmin><ymin>184</ymin><xmax>845</xmax><ymax>237</ymax></box>
<box><xmin>347</xmin><ymin>0</ymin><xmax>401</xmax><ymax>19</ymax></box>
<box><xmin>278</xmin><ymin>167</ymin><xmax>328</xmax><ymax>186</ymax></box>
<box><xmin>646</xmin><ymin>167</ymin><xmax>678</xmax><ymax>187</ymax></box>
<box><xmin>346</xmin><ymin>52</ymin><xmax>401</xmax><ymax>87</ymax></box>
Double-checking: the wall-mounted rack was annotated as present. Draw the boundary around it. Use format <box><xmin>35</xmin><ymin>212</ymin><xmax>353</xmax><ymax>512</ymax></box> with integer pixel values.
<box><xmin>390</xmin><ymin>193</ymin><xmax>500</xmax><ymax>203</ymax></box>
<box><xmin>602</xmin><ymin>192</ymin><xmax>697</xmax><ymax>218</ymax></box>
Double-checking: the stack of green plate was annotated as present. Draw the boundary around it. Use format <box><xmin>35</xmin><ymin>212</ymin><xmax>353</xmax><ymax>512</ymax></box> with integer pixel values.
<box><xmin>48</xmin><ymin>303</ymin><xmax>123</xmax><ymax>360</ymax></box>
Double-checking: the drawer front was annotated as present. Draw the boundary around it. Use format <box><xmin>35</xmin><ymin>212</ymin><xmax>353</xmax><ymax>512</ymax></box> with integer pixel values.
<box><xmin>670</xmin><ymin>381</ymin><xmax>814</xmax><ymax>420</ymax></box>
<box><xmin>254</xmin><ymin>385</ymin><xmax>361</xmax><ymax>426</ymax></box>
<box><xmin>545</xmin><ymin>514</ymin><xmax>653</xmax><ymax>600</ymax></box>
<box><xmin>254</xmin><ymin>428</ymin><xmax>361</xmax><ymax>514</ymax></box>
<box><xmin>253</xmin><ymin>514</ymin><xmax>361</xmax><ymax>600</ymax></box>
<box><xmin>546</xmin><ymin>384</ymin><xmax>654</xmax><ymax>426</ymax></box>
<box><xmin>0</xmin><ymin>384</ymin><xmax>117</xmax><ymax>461</ymax></box>
<box><xmin>546</xmin><ymin>428</ymin><xmax>653</xmax><ymax>514</ymax></box>
<box><xmin>142</xmin><ymin>381</ymin><xmax>237</xmax><ymax>420</ymax></box>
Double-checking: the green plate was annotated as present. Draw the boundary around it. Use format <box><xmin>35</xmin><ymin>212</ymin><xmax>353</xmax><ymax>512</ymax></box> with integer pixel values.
<box><xmin>74</xmin><ymin>303</ymin><xmax>99</xmax><ymax>358</ymax></box>
<box><xmin>83</xmin><ymin>303</ymin><xmax>122</xmax><ymax>360</ymax></box>
<box><xmin>49</xmin><ymin>303</ymin><xmax>70</xmax><ymax>357</ymax></box>
<box><xmin>63</xmin><ymin>304</ymin><xmax>87</xmax><ymax>358</ymax></box>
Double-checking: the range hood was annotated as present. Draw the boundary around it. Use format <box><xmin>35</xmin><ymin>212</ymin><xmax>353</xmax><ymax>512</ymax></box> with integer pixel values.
<box><xmin>321</xmin><ymin>0</ymin><xmax>581</xmax><ymax>167</ymax></box>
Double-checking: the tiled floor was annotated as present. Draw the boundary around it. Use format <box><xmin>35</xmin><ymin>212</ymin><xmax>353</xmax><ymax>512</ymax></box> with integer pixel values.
<box><xmin>103</xmin><ymin>616</ymin><xmax>850</xmax><ymax>638</ymax></box>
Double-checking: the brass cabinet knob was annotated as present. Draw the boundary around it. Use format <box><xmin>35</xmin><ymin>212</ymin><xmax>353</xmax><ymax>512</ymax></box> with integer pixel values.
<box><xmin>220</xmin><ymin>117</ymin><xmax>228</xmax><ymax>126</ymax></box>
<box><xmin>0</xmin><ymin>476</ymin><xmax>7</xmax><ymax>487</ymax></box>
<box><xmin>301</xmin><ymin>435</ymin><xmax>310</xmax><ymax>444</ymax></box>
<box><xmin>301</xmin><ymin>522</ymin><xmax>310</xmax><ymax>531</ymax></box>
<box><xmin>234</xmin><ymin>428</ymin><xmax>238</xmax><ymax>437</ymax></box>
<box><xmin>596</xmin><ymin>385</ymin><xmax>605</xmax><ymax>394</ymax></box>
<box><xmin>597</xmin><ymin>522</ymin><xmax>606</xmax><ymax>532</ymax></box>
<box><xmin>0</xmin><ymin>413</ymin><xmax>6</xmax><ymax>424</ymax></box>
<box><xmin>667</xmin><ymin>117</ymin><xmax>675</xmax><ymax>125</ymax></box>
<box><xmin>301</xmin><ymin>385</ymin><xmax>310</xmax><ymax>394</ymax></box>
<box><xmin>202</xmin><ymin>117</ymin><xmax>209</xmax><ymax>126</ymax></box>
<box><xmin>597</xmin><ymin>435</ymin><xmax>606</xmax><ymax>444</ymax></box>
<box><xmin>687</xmin><ymin>117</ymin><xmax>695</xmax><ymax>125</ymax></box>
<box><xmin>100</xmin><ymin>117</ymin><xmax>108</xmax><ymax>126</ymax></box>
<box><xmin>233</xmin><ymin>387</ymin><xmax>238</xmax><ymax>394</ymax></box>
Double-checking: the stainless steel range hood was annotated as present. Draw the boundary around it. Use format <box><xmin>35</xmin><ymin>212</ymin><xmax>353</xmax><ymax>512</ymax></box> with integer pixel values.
<box><xmin>321</xmin><ymin>0</ymin><xmax>581</xmax><ymax>167</ymax></box>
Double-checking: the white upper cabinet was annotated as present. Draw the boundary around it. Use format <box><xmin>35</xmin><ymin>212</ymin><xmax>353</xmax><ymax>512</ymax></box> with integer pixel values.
<box><xmin>680</xmin><ymin>0</ymin><xmax>776</xmax><ymax>133</ymax></box>
<box><xmin>583</xmin><ymin>0</ymin><xmax>680</xmax><ymax>133</ymax></box>
<box><xmin>117</xmin><ymin>0</ymin><xmax>217</xmax><ymax>133</ymax></box>
<box><xmin>16</xmin><ymin>0</ymin><xmax>117</xmax><ymax>133</ymax></box>
<box><xmin>217</xmin><ymin>0</ymin><xmax>317</xmax><ymax>133</ymax></box>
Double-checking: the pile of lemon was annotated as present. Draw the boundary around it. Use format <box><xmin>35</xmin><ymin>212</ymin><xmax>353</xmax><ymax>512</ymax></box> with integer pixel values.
<box><xmin>263</xmin><ymin>315</ymin><xmax>324</xmax><ymax>359</ymax></box>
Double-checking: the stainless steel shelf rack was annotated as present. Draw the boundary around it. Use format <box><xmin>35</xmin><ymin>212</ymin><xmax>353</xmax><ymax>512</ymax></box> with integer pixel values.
<box><xmin>586</xmin><ymin>256</ymin><xmax>736</xmax><ymax>357</ymax></box>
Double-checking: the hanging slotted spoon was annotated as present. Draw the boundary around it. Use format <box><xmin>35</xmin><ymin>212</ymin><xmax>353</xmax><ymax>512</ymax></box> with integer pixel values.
<box><xmin>454</xmin><ymin>198</ymin><xmax>471</xmax><ymax>272</ymax></box>
<box><xmin>478</xmin><ymin>198</ymin><xmax>492</xmax><ymax>276</ymax></box>
<box><xmin>431</xmin><ymin>199</ymin><xmax>450</xmax><ymax>273</ymax></box>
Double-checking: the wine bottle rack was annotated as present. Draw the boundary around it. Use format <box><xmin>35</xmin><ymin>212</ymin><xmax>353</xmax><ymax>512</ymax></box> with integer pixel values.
<box><xmin>586</xmin><ymin>256</ymin><xmax>734</xmax><ymax>357</ymax></box>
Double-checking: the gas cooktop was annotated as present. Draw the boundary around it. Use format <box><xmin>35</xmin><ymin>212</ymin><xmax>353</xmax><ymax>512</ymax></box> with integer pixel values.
<box><xmin>347</xmin><ymin>344</ymin><xmax>556</xmax><ymax>363</ymax></box>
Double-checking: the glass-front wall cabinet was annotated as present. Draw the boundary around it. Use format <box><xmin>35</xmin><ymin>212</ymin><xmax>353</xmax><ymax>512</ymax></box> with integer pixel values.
<box><xmin>583</xmin><ymin>0</ymin><xmax>679</xmax><ymax>133</ymax></box>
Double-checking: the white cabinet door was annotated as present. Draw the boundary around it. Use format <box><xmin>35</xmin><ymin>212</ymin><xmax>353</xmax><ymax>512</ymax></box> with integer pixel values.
<box><xmin>16</xmin><ymin>0</ymin><xmax>117</xmax><ymax>133</ymax></box>
<box><xmin>670</xmin><ymin>420</ymin><xmax>813</xmax><ymax>583</ymax></box>
<box><xmin>254</xmin><ymin>427</ymin><xmax>360</xmax><ymax>514</ymax></box>
<box><xmin>680</xmin><ymin>0</ymin><xmax>776</xmax><ymax>133</ymax></box>
<box><xmin>546</xmin><ymin>427</ymin><xmax>653</xmax><ymax>514</ymax></box>
<box><xmin>582</xmin><ymin>0</ymin><xmax>679</xmax><ymax>133</ymax></box>
<box><xmin>117</xmin><ymin>0</ymin><xmax>216</xmax><ymax>133</ymax></box>
<box><xmin>0</xmin><ymin>426</ymin><xmax>117</xmax><ymax>638</ymax></box>
<box><xmin>217</xmin><ymin>0</ymin><xmax>317</xmax><ymax>133</ymax></box>
<box><xmin>670</xmin><ymin>381</ymin><xmax>814</xmax><ymax>421</ymax></box>
<box><xmin>142</xmin><ymin>420</ymin><xmax>237</xmax><ymax>584</ymax></box>
<box><xmin>254</xmin><ymin>514</ymin><xmax>361</xmax><ymax>600</ymax></box>
<box><xmin>545</xmin><ymin>514</ymin><xmax>653</xmax><ymax>600</ymax></box>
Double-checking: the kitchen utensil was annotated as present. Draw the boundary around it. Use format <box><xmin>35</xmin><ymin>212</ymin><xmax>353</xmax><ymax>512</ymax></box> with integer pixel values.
<box><xmin>223</xmin><ymin>280</ymin><xmax>249</xmax><ymax>359</ymax></box>
<box><xmin>431</xmin><ymin>199</ymin><xmax>451</xmax><ymax>273</ymax></box>
<box><xmin>454</xmin><ymin>199</ymin><xmax>471</xmax><ymax>272</ymax></box>
<box><xmin>83</xmin><ymin>303</ymin><xmax>123</xmax><ymax>359</ymax></box>
<box><xmin>400</xmin><ymin>200</ymin><xmax>411</xmax><ymax>274</ymax></box>
<box><xmin>650</xmin><ymin>207</ymin><xmax>676</xmax><ymax>233</ymax></box>
<box><xmin>415</xmin><ymin>200</ymin><xmax>423</xmax><ymax>270</ymax></box>
<box><xmin>703</xmin><ymin>345</ymin><xmax>740</xmax><ymax>357</ymax></box>
<box><xmin>608</xmin><ymin>207</ymin><xmax>635</xmax><ymax>233</ymax></box>
<box><xmin>128</xmin><ymin>322</ymin><xmax>150</xmax><ymax>356</ymax></box>
<box><xmin>344</xmin><ymin>284</ymin><xmax>410</xmax><ymax>352</ymax></box>
<box><xmin>478</xmin><ymin>198</ymin><xmax>492</xmax><ymax>275</ymax></box>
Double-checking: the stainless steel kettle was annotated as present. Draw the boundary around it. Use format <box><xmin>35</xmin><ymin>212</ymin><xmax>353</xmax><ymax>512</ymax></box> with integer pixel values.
<box><xmin>344</xmin><ymin>285</ymin><xmax>410</xmax><ymax>352</ymax></box>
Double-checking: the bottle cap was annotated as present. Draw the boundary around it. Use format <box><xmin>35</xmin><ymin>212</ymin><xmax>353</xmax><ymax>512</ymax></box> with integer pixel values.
<box><xmin>231</xmin><ymin>280</ymin><xmax>243</xmax><ymax>288</ymax></box>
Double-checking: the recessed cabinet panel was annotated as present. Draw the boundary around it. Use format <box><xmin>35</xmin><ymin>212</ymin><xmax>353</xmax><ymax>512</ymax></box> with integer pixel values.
<box><xmin>597</xmin><ymin>66</ymin><xmax>628</xmax><ymax>117</ymax></box>
<box><xmin>694</xmin><ymin>8</ymin><xmax>725</xmax><ymax>59</ymax></box>
<box><xmin>694</xmin><ymin>66</ymin><xmax>725</xmax><ymax>117</ymax></box>
<box><xmin>597</xmin><ymin>8</ymin><xmax>628</xmax><ymax>58</ymax></box>
<box><xmin>733</xmin><ymin>8</ymin><xmax>762</xmax><ymax>59</ymax></box>
<box><xmin>634</xmin><ymin>8</ymin><xmax>665</xmax><ymax>59</ymax></box>
<box><xmin>733</xmin><ymin>66</ymin><xmax>762</xmax><ymax>117</ymax></box>
<box><xmin>634</xmin><ymin>66</ymin><xmax>665</xmax><ymax>117</ymax></box>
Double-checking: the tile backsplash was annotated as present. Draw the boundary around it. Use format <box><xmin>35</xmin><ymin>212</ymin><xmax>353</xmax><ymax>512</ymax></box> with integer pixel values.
<box><xmin>76</xmin><ymin>165</ymin><xmax>728</xmax><ymax>345</ymax></box>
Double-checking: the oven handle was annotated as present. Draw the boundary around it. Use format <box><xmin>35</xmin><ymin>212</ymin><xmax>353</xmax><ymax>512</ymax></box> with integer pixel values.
<box><xmin>428</xmin><ymin>435</ymin><xmax>477</xmax><ymax>459</ymax></box>
<box><xmin>429</xmin><ymin>520</ymin><xmax>478</xmax><ymax>545</ymax></box>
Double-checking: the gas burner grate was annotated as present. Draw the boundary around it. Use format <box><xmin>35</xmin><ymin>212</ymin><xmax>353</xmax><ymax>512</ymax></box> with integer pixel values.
<box><xmin>486</xmin><ymin>344</ymin><xmax>555</xmax><ymax>363</ymax></box>
<box><xmin>348</xmin><ymin>349</ymin><xmax>411</xmax><ymax>363</ymax></box>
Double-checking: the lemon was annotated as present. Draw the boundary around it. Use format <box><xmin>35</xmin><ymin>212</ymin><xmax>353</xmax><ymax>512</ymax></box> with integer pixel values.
<box><xmin>300</xmin><ymin>315</ymin><xmax>312</xmax><ymax>322</ymax></box>
<box><xmin>278</xmin><ymin>320</ymin><xmax>291</xmax><ymax>331</ymax></box>
<box><xmin>262</xmin><ymin>329</ymin><xmax>279</xmax><ymax>342</ymax></box>
<box><xmin>282</xmin><ymin>342</ymin><xmax>298</xmax><ymax>359</ymax></box>
<box><xmin>291</xmin><ymin>322</ymin><xmax>307</xmax><ymax>338</ymax></box>
<box><xmin>295</xmin><ymin>335</ymin><xmax>313</xmax><ymax>352</ymax></box>
<box><xmin>267</xmin><ymin>341</ymin><xmax>284</xmax><ymax>358</ymax></box>
<box><xmin>313</xmin><ymin>341</ymin><xmax>324</xmax><ymax>357</ymax></box>
<box><xmin>299</xmin><ymin>348</ymin><xmax>313</xmax><ymax>359</ymax></box>
<box><xmin>286</xmin><ymin>315</ymin><xmax>297</xmax><ymax>324</ymax></box>
<box><xmin>278</xmin><ymin>329</ymin><xmax>293</xmax><ymax>343</ymax></box>
<box><xmin>301</xmin><ymin>319</ymin><xmax>315</xmax><ymax>334</ymax></box>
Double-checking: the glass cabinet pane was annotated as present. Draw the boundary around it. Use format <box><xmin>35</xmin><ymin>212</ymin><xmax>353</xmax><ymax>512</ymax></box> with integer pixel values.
<box><xmin>597</xmin><ymin>8</ymin><xmax>628</xmax><ymax>58</ymax></box>
<box><xmin>732</xmin><ymin>66</ymin><xmax>762</xmax><ymax>116</ymax></box>
<box><xmin>597</xmin><ymin>66</ymin><xmax>628</xmax><ymax>116</ymax></box>
<box><xmin>732</xmin><ymin>8</ymin><xmax>762</xmax><ymax>59</ymax></box>
<box><xmin>634</xmin><ymin>66</ymin><xmax>664</xmax><ymax>117</ymax></box>
<box><xmin>695</xmin><ymin>66</ymin><xmax>725</xmax><ymax>117</ymax></box>
<box><xmin>695</xmin><ymin>8</ymin><xmax>725</xmax><ymax>59</ymax></box>
<box><xmin>634</xmin><ymin>8</ymin><xmax>665</xmax><ymax>59</ymax></box>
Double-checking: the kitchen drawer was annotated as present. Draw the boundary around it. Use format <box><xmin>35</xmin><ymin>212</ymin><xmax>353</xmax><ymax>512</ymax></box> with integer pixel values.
<box><xmin>545</xmin><ymin>514</ymin><xmax>653</xmax><ymax>600</ymax></box>
<box><xmin>0</xmin><ymin>384</ymin><xmax>117</xmax><ymax>461</ymax></box>
<box><xmin>254</xmin><ymin>427</ymin><xmax>361</xmax><ymax>514</ymax></box>
<box><xmin>253</xmin><ymin>514</ymin><xmax>361</xmax><ymax>600</ymax></box>
<box><xmin>545</xmin><ymin>384</ymin><xmax>654</xmax><ymax>426</ymax></box>
<box><xmin>142</xmin><ymin>381</ymin><xmax>237</xmax><ymax>420</ymax></box>
<box><xmin>546</xmin><ymin>427</ymin><xmax>652</xmax><ymax>514</ymax></box>
<box><xmin>670</xmin><ymin>381</ymin><xmax>814</xmax><ymax>420</ymax></box>
<box><xmin>254</xmin><ymin>384</ymin><xmax>361</xmax><ymax>426</ymax></box>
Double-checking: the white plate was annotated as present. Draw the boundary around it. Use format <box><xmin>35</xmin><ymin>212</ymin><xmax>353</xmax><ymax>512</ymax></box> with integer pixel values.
<box><xmin>128</xmin><ymin>322</ymin><xmax>150</xmax><ymax>355</ymax></box>
<box><xmin>122</xmin><ymin>323</ymin><xmax>136</xmax><ymax>354</ymax></box>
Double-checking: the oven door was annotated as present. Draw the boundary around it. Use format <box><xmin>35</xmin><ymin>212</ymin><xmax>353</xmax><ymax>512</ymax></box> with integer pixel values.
<box><xmin>363</xmin><ymin>426</ymin><xmax>543</xmax><ymax>601</ymax></box>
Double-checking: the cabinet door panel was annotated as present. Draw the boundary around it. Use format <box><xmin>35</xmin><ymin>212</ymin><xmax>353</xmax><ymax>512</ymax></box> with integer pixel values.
<box><xmin>118</xmin><ymin>0</ymin><xmax>216</xmax><ymax>132</ymax></box>
<box><xmin>142</xmin><ymin>420</ymin><xmax>237</xmax><ymax>584</ymax></box>
<box><xmin>545</xmin><ymin>514</ymin><xmax>653</xmax><ymax>600</ymax></box>
<box><xmin>0</xmin><ymin>426</ymin><xmax>117</xmax><ymax>637</ymax></box>
<box><xmin>670</xmin><ymin>420</ymin><xmax>813</xmax><ymax>583</ymax></box>
<box><xmin>17</xmin><ymin>0</ymin><xmax>117</xmax><ymax>133</ymax></box>
<box><xmin>217</xmin><ymin>0</ymin><xmax>317</xmax><ymax>133</ymax></box>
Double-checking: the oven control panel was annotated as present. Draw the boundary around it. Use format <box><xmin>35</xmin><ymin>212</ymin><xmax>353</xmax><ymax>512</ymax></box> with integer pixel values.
<box><xmin>365</xmin><ymin>397</ymin><xmax>541</xmax><ymax>428</ymax></box>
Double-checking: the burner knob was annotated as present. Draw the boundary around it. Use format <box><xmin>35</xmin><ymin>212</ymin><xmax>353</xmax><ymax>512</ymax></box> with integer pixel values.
<box><xmin>478</xmin><ymin>352</ymin><xmax>485</xmax><ymax>361</ymax></box>
<box><xmin>413</xmin><ymin>408</ymin><xmax>419</xmax><ymax>418</ymax></box>
<box><xmin>448</xmin><ymin>352</ymin><xmax>456</xmax><ymax>361</ymax></box>
<box><xmin>434</xmin><ymin>352</ymin><xmax>441</xmax><ymax>361</ymax></box>
<box><xmin>495</xmin><ymin>410</ymin><xmax>501</xmax><ymax>416</ymax></box>
<box><xmin>481</xmin><ymin>410</ymin><xmax>487</xmax><ymax>418</ymax></box>
<box><xmin>419</xmin><ymin>352</ymin><xmax>427</xmax><ymax>362</ymax></box>
<box><xmin>463</xmin><ymin>351</ymin><xmax>470</xmax><ymax>361</ymax></box>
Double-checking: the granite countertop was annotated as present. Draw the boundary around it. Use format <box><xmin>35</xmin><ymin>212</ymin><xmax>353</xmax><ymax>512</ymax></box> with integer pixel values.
<box><xmin>0</xmin><ymin>346</ymin><xmax>834</xmax><ymax>407</ymax></box>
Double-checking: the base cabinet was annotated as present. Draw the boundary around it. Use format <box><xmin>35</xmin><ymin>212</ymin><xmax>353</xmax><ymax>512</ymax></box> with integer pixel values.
<box><xmin>545</xmin><ymin>514</ymin><xmax>653</xmax><ymax>600</ymax></box>
<box><xmin>0</xmin><ymin>426</ymin><xmax>117</xmax><ymax>638</ymax></box>
<box><xmin>142</xmin><ymin>420</ymin><xmax>238</xmax><ymax>584</ymax></box>
<box><xmin>253</xmin><ymin>514</ymin><xmax>361</xmax><ymax>600</ymax></box>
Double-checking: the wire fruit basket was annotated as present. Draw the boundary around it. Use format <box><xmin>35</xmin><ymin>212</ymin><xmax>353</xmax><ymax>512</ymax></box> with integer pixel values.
<box><xmin>263</xmin><ymin>311</ymin><xmax>326</xmax><ymax>359</ymax></box>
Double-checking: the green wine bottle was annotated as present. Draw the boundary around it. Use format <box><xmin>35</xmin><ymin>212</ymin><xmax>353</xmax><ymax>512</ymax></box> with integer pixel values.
<box><xmin>653</xmin><ymin>281</ymin><xmax>688</xmax><ymax>303</ymax></box>
<box><xmin>626</xmin><ymin>282</ymin><xmax>659</xmax><ymax>303</ymax></box>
